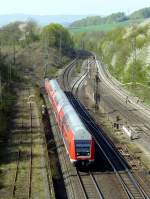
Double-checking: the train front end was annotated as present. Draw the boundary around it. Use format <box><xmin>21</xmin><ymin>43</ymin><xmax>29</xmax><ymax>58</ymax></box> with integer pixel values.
<box><xmin>68</xmin><ymin>114</ymin><xmax>95</xmax><ymax>166</ymax></box>
<box><xmin>71</xmin><ymin>138</ymin><xmax>95</xmax><ymax>166</ymax></box>
<box><xmin>76</xmin><ymin>139</ymin><xmax>95</xmax><ymax>166</ymax></box>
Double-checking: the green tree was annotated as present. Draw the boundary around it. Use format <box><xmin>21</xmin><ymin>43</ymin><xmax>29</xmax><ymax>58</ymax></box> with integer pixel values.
<box><xmin>0</xmin><ymin>21</ymin><xmax>40</xmax><ymax>47</ymax></box>
<box><xmin>21</xmin><ymin>20</ymin><xmax>40</xmax><ymax>45</ymax></box>
<box><xmin>0</xmin><ymin>22</ymin><xmax>22</xmax><ymax>45</ymax></box>
<box><xmin>41</xmin><ymin>23</ymin><xmax>73</xmax><ymax>50</ymax></box>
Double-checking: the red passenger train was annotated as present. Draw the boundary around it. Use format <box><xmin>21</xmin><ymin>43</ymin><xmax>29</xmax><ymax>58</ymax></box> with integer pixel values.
<box><xmin>45</xmin><ymin>78</ymin><xmax>95</xmax><ymax>165</ymax></box>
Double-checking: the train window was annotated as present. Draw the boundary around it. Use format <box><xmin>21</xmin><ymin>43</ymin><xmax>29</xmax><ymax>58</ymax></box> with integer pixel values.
<box><xmin>76</xmin><ymin>147</ymin><xmax>90</xmax><ymax>152</ymax></box>
<box><xmin>76</xmin><ymin>149</ymin><xmax>90</xmax><ymax>156</ymax></box>
<box><xmin>75</xmin><ymin>140</ymin><xmax>90</xmax><ymax>156</ymax></box>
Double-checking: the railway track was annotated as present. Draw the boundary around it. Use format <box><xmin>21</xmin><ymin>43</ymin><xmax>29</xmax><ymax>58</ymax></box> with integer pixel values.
<box><xmin>77</xmin><ymin>170</ymin><xmax>104</xmax><ymax>199</ymax></box>
<box><xmin>61</xmin><ymin>59</ymin><xmax>77</xmax><ymax>91</ymax></box>
<box><xmin>6</xmin><ymin>87</ymin><xmax>53</xmax><ymax>199</ymax></box>
<box><xmin>44</xmin><ymin>94</ymin><xmax>80</xmax><ymax>199</ymax></box>
<box><xmin>61</xmin><ymin>58</ymin><xmax>150</xmax><ymax>199</ymax></box>
<box><xmin>45</xmin><ymin>93</ymin><xmax>105</xmax><ymax>199</ymax></box>
<box><xmin>95</xmin><ymin>58</ymin><xmax>150</xmax><ymax>139</ymax></box>
<box><xmin>71</xmin><ymin>59</ymin><xmax>90</xmax><ymax>97</ymax></box>
<box><xmin>11</xmin><ymin>88</ymin><xmax>33</xmax><ymax>199</ymax></box>
<box><xmin>69</xmin><ymin>95</ymin><xmax>149</xmax><ymax>198</ymax></box>
<box><xmin>45</xmin><ymin>57</ymin><xmax>108</xmax><ymax>198</ymax></box>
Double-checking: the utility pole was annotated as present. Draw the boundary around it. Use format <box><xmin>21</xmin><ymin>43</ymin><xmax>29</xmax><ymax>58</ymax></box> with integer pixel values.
<box><xmin>94</xmin><ymin>66</ymin><xmax>100</xmax><ymax>111</ymax></box>
<box><xmin>81</xmin><ymin>40</ymin><xmax>84</xmax><ymax>50</ymax></box>
<box><xmin>0</xmin><ymin>41</ymin><xmax>1</xmax><ymax>60</ymax></box>
<box><xmin>44</xmin><ymin>51</ymin><xmax>48</xmax><ymax>78</ymax></box>
<box><xmin>0</xmin><ymin>73</ymin><xmax>2</xmax><ymax>106</ymax></box>
<box><xmin>13</xmin><ymin>40</ymin><xmax>16</xmax><ymax>66</ymax></box>
<box><xmin>59</xmin><ymin>32</ymin><xmax>62</xmax><ymax>62</ymax></box>
<box><xmin>8</xmin><ymin>63</ymin><xmax>12</xmax><ymax>82</ymax></box>
<box><xmin>44</xmin><ymin>36</ymin><xmax>49</xmax><ymax>78</ymax></box>
<box><xmin>131</xmin><ymin>36</ymin><xmax>137</xmax><ymax>86</ymax></box>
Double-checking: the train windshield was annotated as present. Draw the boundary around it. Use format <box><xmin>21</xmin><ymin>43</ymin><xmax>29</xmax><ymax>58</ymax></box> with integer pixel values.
<box><xmin>75</xmin><ymin>140</ymin><xmax>91</xmax><ymax>156</ymax></box>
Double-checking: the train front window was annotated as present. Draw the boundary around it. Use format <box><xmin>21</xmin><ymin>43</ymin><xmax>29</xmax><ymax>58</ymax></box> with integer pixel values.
<box><xmin>75</xmin><ymin>140</ymin><xmax>90</xmax><ymax>156</ymax></box>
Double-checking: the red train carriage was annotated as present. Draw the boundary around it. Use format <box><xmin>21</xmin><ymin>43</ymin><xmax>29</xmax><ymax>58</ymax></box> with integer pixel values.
<box><xmin>45</xmin><ymin>78</ymin><xmax>95</xmax><ymax>165</ymax></box>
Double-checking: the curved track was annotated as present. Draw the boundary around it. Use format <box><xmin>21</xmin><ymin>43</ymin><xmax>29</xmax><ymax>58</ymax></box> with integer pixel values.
<box><xmin>61</xmin><ymin>59</ymin><xmax>77</xmax><ymax>91</ymax></box>
<box><xmin>95</xmin><ymin>58</ymin><xmax>150</xmax><ymax>144</ymax></box>
<box><xmin>68</xmin><ymin>92</ymin><xmax>149</xmax><ymax>199</ymax></box>
<box><xmin>71</xmin><ymin>59</ymin><xmax>89</xmax><ymax>97</ymax></box>
<box><xmin>59</xmin><ymin>58</ymin><xmax>108</xmax><ymax>198</ymax></box>
<box><xmin>61</xmin><ymin>58</ymin><xmax>150</xmax><ymax>199</ymax></box>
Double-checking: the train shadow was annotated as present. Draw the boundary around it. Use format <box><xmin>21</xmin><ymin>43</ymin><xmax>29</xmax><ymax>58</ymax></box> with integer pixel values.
<box><xmin>42</xmin><ymin>105</ymin><xmax>68</xmax><ymax>199</ymax></box>
<box><xmin>77</xmin><ymin>144</ymin><xmax>114</xmax><ymax>173</ymax></box>
<box><xmin>65</xmin><ymin>91</ymin><xmax>131</xmax><ymax>173</ymax></box>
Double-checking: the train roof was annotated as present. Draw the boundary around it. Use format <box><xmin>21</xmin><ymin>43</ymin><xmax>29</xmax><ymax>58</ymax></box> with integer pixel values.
<box><xmin>49</xmin><ymin>79</ymin><xmax>92</xmax><ymax>140</ymax></box>
<box><xmin>50</xmin><ymin>79</ymin><xmax>61</xmax><ymax>91</ymax></box>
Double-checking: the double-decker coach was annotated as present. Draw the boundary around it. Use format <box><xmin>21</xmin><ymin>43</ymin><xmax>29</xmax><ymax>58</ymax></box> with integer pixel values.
<box><xmin>45</xmin><ymin>78</ymin><xmax>95</xmax><ymax>165</ymax></box>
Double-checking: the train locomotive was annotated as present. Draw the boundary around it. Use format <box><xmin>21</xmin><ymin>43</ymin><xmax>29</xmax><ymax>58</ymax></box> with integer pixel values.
<box><xmin>45</xmin><ymin>78</ymin><xmax>95</xmax><ymax>165</ymax></box>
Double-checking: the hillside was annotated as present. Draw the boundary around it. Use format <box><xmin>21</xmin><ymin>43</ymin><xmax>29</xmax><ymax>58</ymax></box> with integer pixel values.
<box><xmin>70</xmin><ymin>7</ymin><xmax>150</xmax><ymax>28</ymax></box>
<box><xmin>130</xmin><ymin>7</ymin><xmax>150</xmax><ymax>19</ymax></box>
<box><xmin>70</xmin><ymin>12</ymin><xmax>128</xmax><ymax>27</ymax></box>
<box><xmin>101</xmin><ymin>24</ymin><xmax>150</xmax><ymax>85</ymax></box>
<box><xmin>73</xmin><ymin>21</ymin><xmax>150</xmax><ymax>104</ymax></box>
<box><xmin>69</xmin><ymin>19</ymin><xmax>143</xmax><ymax>33</ymax></box>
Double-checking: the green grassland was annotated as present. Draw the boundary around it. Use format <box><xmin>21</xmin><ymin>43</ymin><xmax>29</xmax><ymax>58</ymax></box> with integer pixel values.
<box><xmin>69</xmin><ymin>19</ymin><xmax>144</xmax><ymax>33</ymax></box>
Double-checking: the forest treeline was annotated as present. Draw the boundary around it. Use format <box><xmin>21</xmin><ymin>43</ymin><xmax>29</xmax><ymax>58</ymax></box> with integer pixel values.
<box><xmin>0</xmin><ymin>21</ymin><xmax>74</xmax><ymax>138</ymax></box>
<box><xmin>70</xmin><ymin>7</ymin><xmax>150</xmax><ymax>27</ymax></box>
<box><xmin>73</xmin><ymin>24</ymin><xmax>150</xmax><ymax>85</ymax></box>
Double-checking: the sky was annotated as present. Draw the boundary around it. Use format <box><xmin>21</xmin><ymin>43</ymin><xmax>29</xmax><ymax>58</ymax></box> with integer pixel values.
<box><xmin>0</xmin><ymin>0</ymin><xmax>150</xmax><ymax>15</ymax></box>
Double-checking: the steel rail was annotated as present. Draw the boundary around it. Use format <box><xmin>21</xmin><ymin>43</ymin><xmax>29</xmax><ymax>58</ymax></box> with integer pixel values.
<box><xmin>62</xmin><ymin>60</ymin><xmax>149</xmax><ymax>199</ymax></box>
<box><xmin>12</xmin><ymin>151</ymin><xmax>21</xmax><ymax>198</ymax></box>
<box><xmin>62</xmin><ymin>59</ymin><xmax>77</xmax><ymax>91</ymax></box>
<box><xmin>71</xmin><ymin>58</ymin><xmax>96</xmax><ymax>97</ymax></box>
<box><xmin>94</xmin><ymin>58</ymin><xmax>150</xmax><ymax>198</ymax></box>
<box><xmin>62</xmin><ymin>58</ymin><xmax>106</xmax><ymax>199</ymax></box>
<box><xmin>62</xmin><ymin>57</ymin><xmax>106</xmax><ymax>198</ymax></box>
<box><xmin>71</xmin><ymin>91</ymin><xmax>149</xmax><ymax>199</ymax></box>
<box><xmin>89</xmin><ymin>172</ymin><xmax>105</xmax><ymax>199</ymax></box>
<box><xmin>76</xmin><ymin>170</ymin><xmax>89</xmax><ymax>199</ymax></box>
<box><xmin>76</xmin><ymin>170</ymin><xmax>104</xmax><ymax>199</ymax></box>
<box><xmin>28</xmin><ymin>88</ymin><xmax>33</xmax><ymax>199</ymax></box>
<box><xmin>11</xmin><ymin>88</ymin><xmax>33</xmax><ymax>199</ymax></box>
<box><xmin>71</xmin><ymin>70</ymin><xmax>88</xmax><ymax>97</ymax></box>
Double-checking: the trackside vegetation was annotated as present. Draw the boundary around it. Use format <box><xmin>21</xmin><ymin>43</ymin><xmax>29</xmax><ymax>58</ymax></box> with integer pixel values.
<box><xmin>72</xmin><ymin>23</ymin><xmax>150</xmax><ymax>104</ymax></box>
<box><xmin>0</xmin><ymin>21</ymin><xmax>74</xmax><ymax>143</ymax></box>
<box><xmin>0</xmin><ymin>59</ymin><xmax>19</xmax><ymax>139</ymax></box>
<box><xmin>0</xmin><ymin>21</ymin><xmax>74</xmax><ymax>191</ymax></box>
<box><xmin>41</xmin><ymin>23</ymin><xmax>74</xmax><ymax>51</ymax></box>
